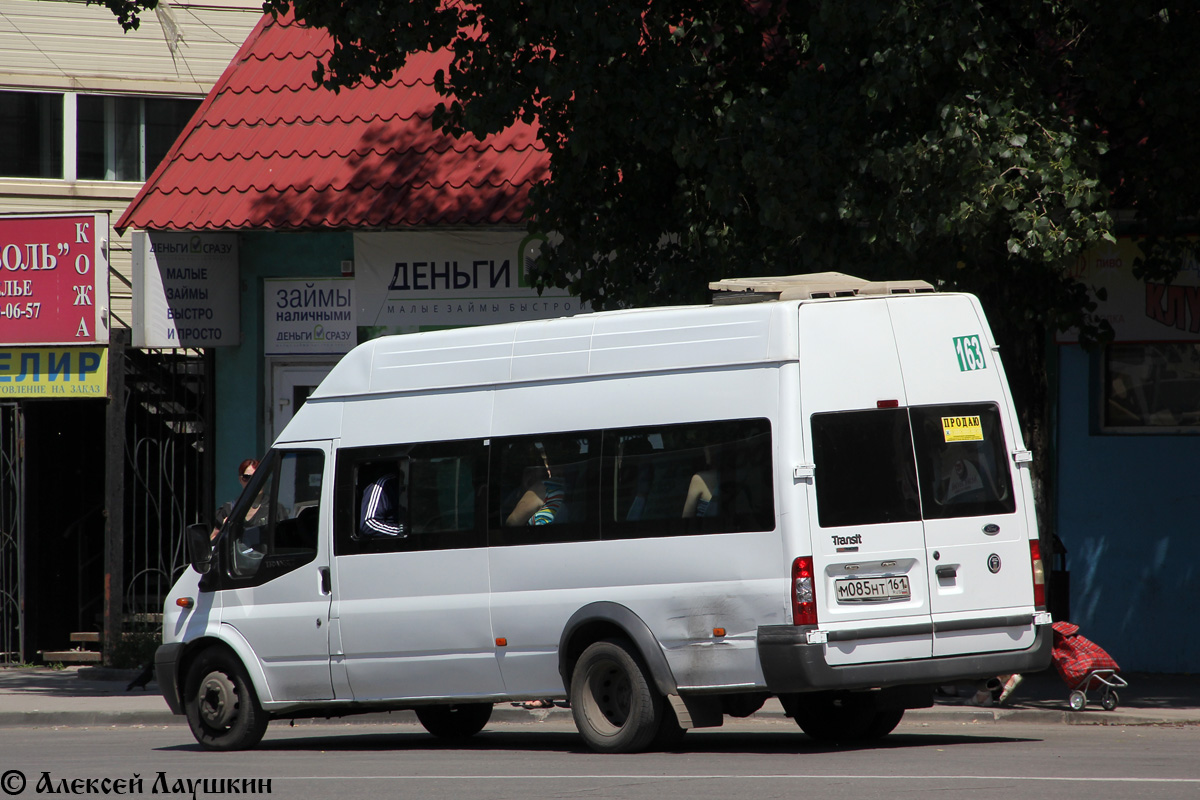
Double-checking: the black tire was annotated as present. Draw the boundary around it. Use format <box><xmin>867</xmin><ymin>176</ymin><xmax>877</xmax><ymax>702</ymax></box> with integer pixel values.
<box><xmin>570</xmin><ymin>638</ymin><xmax>663</xmax><ymax>754</ymax></box>
<box><xmin>649</xmin><ymin>699</ymin><xmax>688</xmax><ymax>751</ymax></box>
<box><xmin>183</xmin><ymin>648</ymin><xmax>269</xmax><ymax>751</ymax></box>
<box><xmin>792</xmin><ymin>695</ymin><xmax>900</xmax><ymax>743</ymax></box>
<box><xmin>862</xmin><ymin>708</ymin><xmax>905</xmax><ymax>739</ymax></box>
<box><xmin>415</xmin><ymin>703</ymin><xmax>493</xmax><ymax>739</ymax></box>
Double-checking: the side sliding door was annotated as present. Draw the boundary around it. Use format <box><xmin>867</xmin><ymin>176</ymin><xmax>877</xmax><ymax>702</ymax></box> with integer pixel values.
<box><xmin>332</xmin><ymin>439</ymin><xmax>505</xmax><ymax>701</ymax></box>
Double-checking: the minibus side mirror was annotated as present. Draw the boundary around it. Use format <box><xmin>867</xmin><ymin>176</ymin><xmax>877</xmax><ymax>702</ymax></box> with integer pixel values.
<box><xmin>186</xmin><ymin>523</ymin><xmax>214</xmax><ymax>574</ymax></box>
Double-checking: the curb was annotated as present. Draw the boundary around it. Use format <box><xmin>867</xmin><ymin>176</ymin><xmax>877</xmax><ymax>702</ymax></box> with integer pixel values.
<box><xmin>0</xmin><ymin>710</ymin><xmax>181</xmax><ymax>728</ymax></box>
<box><xmin>0</xmin><ymin>704</ymin><xmax>1194</xmax><ymax>730</ymax></box>
<box><xmin>907</xmin><ymin>707</ymin><xmax>1200</xmax><ymax>726</ymax></box>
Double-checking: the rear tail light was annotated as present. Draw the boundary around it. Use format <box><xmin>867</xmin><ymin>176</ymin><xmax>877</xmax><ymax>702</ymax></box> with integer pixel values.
<box><xmin>1029</xmin><ymin>540</ymin><xmax>1046</xmax><ymax>609</ymax></box>
<box><xmin>791</xmin><ymin>556</ymin><xmax>817</xmax><ymax>625</ymax></box>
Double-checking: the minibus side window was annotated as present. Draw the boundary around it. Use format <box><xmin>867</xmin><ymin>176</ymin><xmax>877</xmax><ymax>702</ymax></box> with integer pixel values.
<box><xmin>811</xmin><ymin>409</ymin><xmax>920</xmax><ymax>528</ymax></box>
<box><xmin>910</xmin><ymin>403</ymin><xmax>1015</xmax><ymax>519</ymax></box>
<box><xmin>226</xmin><ymin>449</ymin><xmax>323</xmax><ymax>582</ymax></box>
<box><xmin>488</xmin><ymin>431</ymin><xmax>600</xmax><ymax>547</ymax></box>
<box><xmin>335</xmin><ymin>440</ymin><xmax>486</xmax><ymax>554</ymax></box>
<box><xmin>600</xmin><ymin>418</ymin><xmax>775</xmax><ymax>539</ymax></box>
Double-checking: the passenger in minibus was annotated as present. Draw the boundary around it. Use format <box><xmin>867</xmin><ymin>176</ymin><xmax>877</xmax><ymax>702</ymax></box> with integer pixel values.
<box><xmin>360</xmin><ymin>468</ymin><xmax>408</xmax><ymax>537</ymax></box>
<box><xmin>505</xmin><ymin>443</ymin><xmax>567</xmax><ymax>526</ymax></box>
<box><xmin>682</xmin><ymin>446</ymin><xmax>720</xmax><ymax>518</ymax></box>
<box><xmin>620</xmin><ymin>436</ymin><xmax>656</xmax><ymax>521</ymax></box>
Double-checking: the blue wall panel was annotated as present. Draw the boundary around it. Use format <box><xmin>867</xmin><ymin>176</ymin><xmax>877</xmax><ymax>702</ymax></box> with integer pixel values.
<box><xmin>1056</xmin><ymin>345</ymin><xmax>1200</xmax><ymax>672</ymax></box>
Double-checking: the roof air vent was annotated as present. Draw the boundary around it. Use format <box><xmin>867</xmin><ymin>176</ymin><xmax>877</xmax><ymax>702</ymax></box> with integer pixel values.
<box><xmin>710</xmin><ymin>272</ymin><xmax>935</xmax><ymax>303</ymax></box>
<box><xmin>710</xmin><ymin>272</ymin><xmax>868</xmax><ymax>303</ymax></box>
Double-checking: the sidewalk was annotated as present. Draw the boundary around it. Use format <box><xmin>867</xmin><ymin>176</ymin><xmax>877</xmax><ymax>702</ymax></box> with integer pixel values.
<box><xmin>0</xmin><ymin>666</ymin><xmax>1196</xmax><ymax>729</ymax></box>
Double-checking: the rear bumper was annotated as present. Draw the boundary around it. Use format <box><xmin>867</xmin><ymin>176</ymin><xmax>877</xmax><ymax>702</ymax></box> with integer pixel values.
<box><xmin>154</xmin><ymin>642</ymin><xmax>186</xmax><ymax>715</ymax></box>
<box><xmin>758</xmin><ymin>622</ymin><xmax>1052</xmax><ymax>693</ymax></box>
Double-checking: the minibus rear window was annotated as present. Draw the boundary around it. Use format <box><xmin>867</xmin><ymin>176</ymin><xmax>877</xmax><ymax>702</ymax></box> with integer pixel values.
<box><xmin>811</xmin><ymin>403</ymin><xmax>1016</xmax><ymax>527</ymax></box>
<box><xmin>909</xmin><ymin>403</ymin><xmax>1015</xmax><ymax>519</ymax></box>
<box><xmin>811</xmin><ymin>408</ymin><xmax>921</xmax><ymax>528</ymax></box>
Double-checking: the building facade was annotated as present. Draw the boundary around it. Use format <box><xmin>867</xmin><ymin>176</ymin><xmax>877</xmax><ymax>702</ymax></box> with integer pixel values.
<box><xmin>0</xmin><ymin>0</ymin><xmax>264</xmax><ymax>664</ymax></box>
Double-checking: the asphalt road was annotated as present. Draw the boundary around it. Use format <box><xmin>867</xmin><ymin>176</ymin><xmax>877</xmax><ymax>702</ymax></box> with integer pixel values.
<box><xmin>2</xmin><ymin>717</ymin><xmax>1198</xmax><ymax>800</ymax></box>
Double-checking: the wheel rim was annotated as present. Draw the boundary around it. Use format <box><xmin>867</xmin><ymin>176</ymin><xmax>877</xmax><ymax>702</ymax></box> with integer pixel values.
<box><xmin>582</xmin><ymin>657</ymin><xmax>633</xmax><ymax>734</ymax></box>
<box><xmin>198</xmin><ymin>671</ymin><xmax>239</xmax><ymax>729</ymax></box>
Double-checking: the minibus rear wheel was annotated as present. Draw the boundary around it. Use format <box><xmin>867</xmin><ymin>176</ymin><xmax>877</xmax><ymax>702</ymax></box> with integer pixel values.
<box><xmin>862</xmin><ymin>708</ymin><xmax>905</xmax><ymax>739</ymax></box>
<box><xmin>570</xmin><ymin>638</ymin><xmax>663</xmax><ymax>754</ymax></box>
<box><xmin>415</xmin><ymin>703</ymin><xmax>493</xmax><ymax>739</ymax></box>
<box><xmin>791</xmin><ymin>694</ymin><xmax>903</xmax><ymax>743</ymax></box>
<box><xmin>183</xmin><ymin>648</ymin><xmax>269</xmax><ymax>751</ymax></box>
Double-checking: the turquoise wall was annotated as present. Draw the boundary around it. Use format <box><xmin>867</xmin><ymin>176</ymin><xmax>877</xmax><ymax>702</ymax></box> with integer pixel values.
<box><xmin>209</xmin><ymin>231</ymin><xmax>351</xmax><ymax>515</ymax></box>
<box><xmin>1056</xmin><ymin>344</ymin><xmax>1200</xmax><ymax>672</ymax></box>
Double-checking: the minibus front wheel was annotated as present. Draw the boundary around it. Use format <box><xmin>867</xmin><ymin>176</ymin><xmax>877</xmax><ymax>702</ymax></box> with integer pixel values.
<box><xmin>183</xmin><ymin>648</ymin><xmax>269</xmax><ymax>751</ymax></box>
<box><xmin>570</xmin><ymin>638</ymin><xmax>663</xmax><ymax>754</ymax></box>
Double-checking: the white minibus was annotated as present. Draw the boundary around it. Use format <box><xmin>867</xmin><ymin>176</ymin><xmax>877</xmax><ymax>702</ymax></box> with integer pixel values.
<box><xmin>157</xmin><ymin>273</ymin><xmax>1052</xmax><ymax>752</ymax></box>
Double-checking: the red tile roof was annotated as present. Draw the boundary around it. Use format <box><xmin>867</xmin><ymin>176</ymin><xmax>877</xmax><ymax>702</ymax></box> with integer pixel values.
<box><xmin>117</xmin><ymin>11</ymin><xmax>548</xmax><ymax>232</ymax></box>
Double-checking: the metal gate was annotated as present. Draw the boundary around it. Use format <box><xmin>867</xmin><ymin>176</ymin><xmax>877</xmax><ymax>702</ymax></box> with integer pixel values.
<box><xmin>0</xmin><ymin>403</ymin><xmax>23</xmax><ymax>664</ymax></box>
<box><xmin>119</xmin><ymin>342</ymin><xmax>212</xmax><ymax>621</ymax></box>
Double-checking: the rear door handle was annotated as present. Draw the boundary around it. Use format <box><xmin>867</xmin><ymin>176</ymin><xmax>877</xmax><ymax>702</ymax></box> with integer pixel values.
<box><xmin>935</xmin><ymin>564</ymin><xmax>958</xmax><ymax>579</ymax></box>
<box><xmin>318</xmin><ymin>566</ymin><xmax>332</xmax><ymax>595</ymax></box>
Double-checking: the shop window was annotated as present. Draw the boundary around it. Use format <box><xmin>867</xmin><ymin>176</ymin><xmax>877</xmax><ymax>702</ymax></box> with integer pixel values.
<box><xmin>0</xmin><ymin>91</ymin><xmax>199</xmax><ymax>181</ymax></box>
<box><xmin>1103</xmin><ymin>343</ymin><xmax>1200</xmax><ymax>432</ymax></box>
<box><xmin>77</xmin><ymin>95</ymin><xmax>200</xmax><ymax>181</ymax></box>
<box><xmin>0</xmin><ymin>91</ymin><xmax>63</xmax><ymax>178</ymax></box>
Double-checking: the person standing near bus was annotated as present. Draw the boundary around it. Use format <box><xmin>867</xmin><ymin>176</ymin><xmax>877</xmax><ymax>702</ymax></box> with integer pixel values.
<box><xmin>211</xmin><ymin>458</ymin><xmax>258</xmax><ymax>539</ymax></box>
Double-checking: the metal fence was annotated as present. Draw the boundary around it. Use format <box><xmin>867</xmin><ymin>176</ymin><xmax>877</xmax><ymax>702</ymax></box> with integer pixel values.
<box><xmin>119</xmin><ymin>345</ymin><xmax>211</xmax><ymax>619</ymax></box>
<box><xmin>0</xmin><ymin>403</ymin><xmax>23</xmax><ymax>664</ymax></box>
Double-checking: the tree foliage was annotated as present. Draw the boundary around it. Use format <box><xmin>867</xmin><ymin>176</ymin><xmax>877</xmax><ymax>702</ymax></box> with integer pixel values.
<box><xmin>100</xmin><ymin>1</ymin><xmax>1200</xmax><ymax>440</ymax></box>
